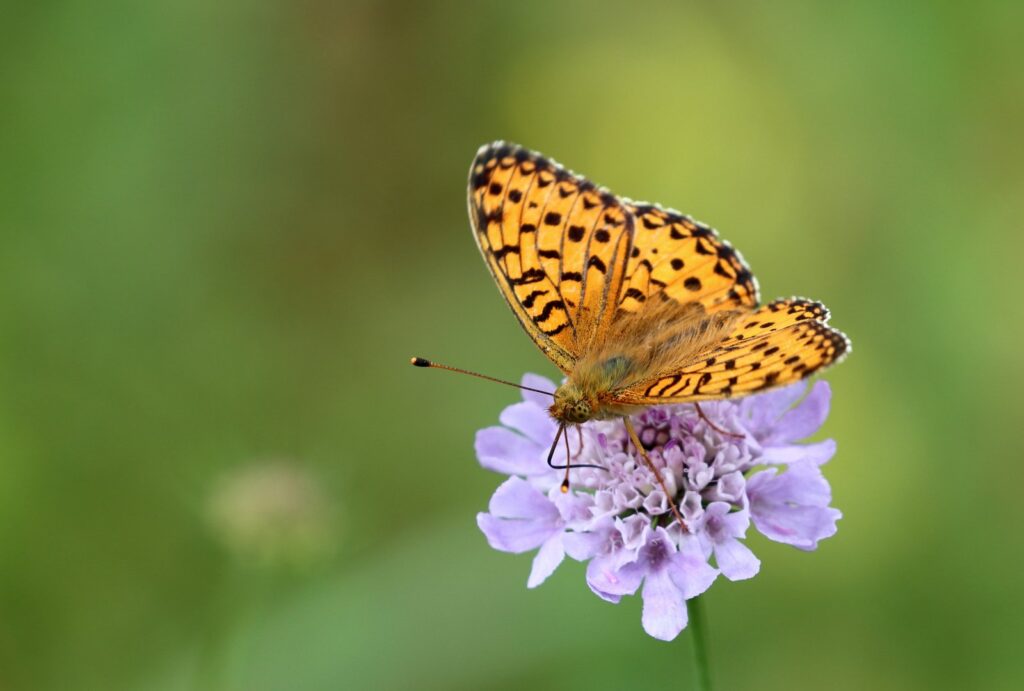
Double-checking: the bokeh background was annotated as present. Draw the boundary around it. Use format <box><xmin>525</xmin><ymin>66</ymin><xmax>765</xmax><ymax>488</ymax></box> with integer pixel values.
<box><xmin>3</xmin><ymin>1</ymin><xmax>1023</xmax><ymax>689</ymax></box>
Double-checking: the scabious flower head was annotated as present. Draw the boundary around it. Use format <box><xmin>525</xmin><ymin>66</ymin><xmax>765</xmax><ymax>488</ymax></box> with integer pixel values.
<box><xmin>476</xmin><ymin>374</ymin><xmax>841</xmax><ymax>641</ymax></box>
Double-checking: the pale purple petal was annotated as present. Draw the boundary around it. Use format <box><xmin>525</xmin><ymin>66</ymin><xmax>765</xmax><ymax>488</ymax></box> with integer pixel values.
<box><xmin>475</xmin><ymin>427</ymin><xmax>546</xmax><ymax>476</ymax></box>
<box><xmin>752</xmin><ymin>504</ymin><xmax>841</xmax><ymax>550</ymax></box>
<box><xmin>701</xmin><ymin>502</ymin><xmax>749</xmax><ymax>543</ymax></box>
<box><xmin>617</xmin><ymin>515</ymin><xmax>650</xmax><ymax>551</ymax></box>
<box><xmin>642</xmin><ymin>489</ymin><xmax>668</xmax><ymax>515</ymax></box>
<box><xmin>668</xmin><ymin>538</ymin><xmax>719</xmax><ymax>599</ymax></box>
<box><xmin>710</xmin><ymin>445</ymin><xmax>747</xmax><ymax>476</ymax></box>
<box><xmin>488</xmin><ymin>476</ymin><xmax>559</xmax><ymax>520</ymax></box>
<box><xmin>477</xmin><ymin>512</ymin><xmax>558</xmax><ymax>553</ymax></box>
<box><xmin>640</xmin><ymin>570</ymin><xmax>688</xmax><ymax>641</ymax></box>
<box><xmin>714</xmin><ymin>538</ymin><xmax>760</xmax><ymax>580</ymax></box>
<box><xmin>741</xmin><ymin>382</ymin><xmax>806</xmax><ymax>431</ymax></box>
<box><xmin>774</xmin><ymin>381</ymin><xmax>831</xmax><ymax>442</ymax></box>
<box><xmin>582</xmin><ymin>519</ymin><xmax>646</xmax><ymax>601</ymax></box>
<box><xmin>476</xmin><ymin>478</ymin><xmax>561</xmax><ymax>553</ymax></box>
<box><xmin>759</xmin><ymin>439</ymin><xmax>836</xmax><ymax>466</ymax></box>
<box><xmin>587</xmin><ymin>551</ymin><xmax>644</xmax><ymax>601</ymax></box>
<box><xmin>499</xmin><ymin>401</ymin><xmax>557</xmax><ymax>446</ymax></box>
<box><xmin>705</xmin><ymin>470</ymin><xmax>746</xmax><ymax>503</ymax></box>
<box><xmin>551</xmin><ymin>489</ymin><xmax>595</xmax><ymax>529</ymax></box>
<box><xmin>527</xmin><ymin>535</ymin><xmax>565</xmax><ymax>588</ymax></box>
<box><xmin>520</xmin><ymin>373</ymin><xmax>557</xmax><ymax>407</ymax></box>
<box><xmin>681</xmin><ymin>491</ymin><xmax>705</xmax><ymax>523</ymax></box>
<box><xmin>563</xmin><ymin>518</ymin><xmax>613</xmax><ymax>561</ymax></box>
<box><xmin>748</xmin><ymin>463</ymin><xmax>841</xmax><ymax>550</ymax></box>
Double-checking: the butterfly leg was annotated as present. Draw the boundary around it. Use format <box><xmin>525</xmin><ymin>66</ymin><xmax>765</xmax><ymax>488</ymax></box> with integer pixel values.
<box><xmin>623</xmin><ymin>417</ymin><xmax>687</xmax><ymax>531</ymax></box>
<box><xmin>693</xmin><ymin>402</ymin><xmax>745</xmax><ymax>439</ymax></box>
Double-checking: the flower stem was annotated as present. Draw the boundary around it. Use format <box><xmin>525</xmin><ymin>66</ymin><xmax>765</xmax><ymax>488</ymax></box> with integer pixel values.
<box><xmin>687</xmin><ymin>595</ymin><xmax>711</xmax><ymax>691</ymax></box>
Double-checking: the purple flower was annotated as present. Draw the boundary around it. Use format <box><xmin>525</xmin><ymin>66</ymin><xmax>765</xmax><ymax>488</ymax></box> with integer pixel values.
<box><xmin>476</xmin><ymin>374</ymin><xmax>843</xmax><ymax>641</ymax></box>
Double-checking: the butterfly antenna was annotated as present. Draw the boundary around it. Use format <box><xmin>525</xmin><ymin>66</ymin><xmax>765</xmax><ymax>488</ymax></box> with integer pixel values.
<box><xmin>410</xmin><ymin>357</ymin><xmax>555</xmax><ymax>397</ymax></box>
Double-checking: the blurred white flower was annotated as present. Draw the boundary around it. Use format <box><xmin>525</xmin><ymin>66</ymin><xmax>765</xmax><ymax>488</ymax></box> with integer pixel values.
<box><xmin>206</xmin><ymin>460</ymin><xmax>335</xmax><ymax>567</ymax></box>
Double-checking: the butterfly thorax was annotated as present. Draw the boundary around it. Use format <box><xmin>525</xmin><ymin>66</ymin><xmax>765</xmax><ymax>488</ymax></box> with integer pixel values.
<box><xmin>550</xmin><ymin>357</ymin><xmax>645</xmax><ymax>424</ymax></box>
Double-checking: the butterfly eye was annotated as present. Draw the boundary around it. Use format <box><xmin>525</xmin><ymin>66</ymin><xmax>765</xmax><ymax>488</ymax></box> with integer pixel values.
<box><xmin>572</xmin><ymin>401</ymin><xmax>592</xmax><ymax>422</ymax></box>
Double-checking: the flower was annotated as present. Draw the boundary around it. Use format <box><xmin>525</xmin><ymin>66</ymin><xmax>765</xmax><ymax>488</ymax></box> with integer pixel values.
<box><xmin>475</xmin><ymin>374</ymin><xmax>842</xmax><ymax>641</ymax></box>
<box><xmin>206</xmin><ymin>460</ymin><xmax>335</xmax><ymax>568</ymax></box>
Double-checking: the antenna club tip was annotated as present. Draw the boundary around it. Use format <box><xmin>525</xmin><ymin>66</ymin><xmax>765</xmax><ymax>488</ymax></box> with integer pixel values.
<box><xmin>410</xmin><ymin>357</ymin><xmax>431</xmax><ymax>367</ymax></box>
<box><xmin>560</xmin><ymin>480</ymin><xmax>570</xmax><ymax>493</ymax></box>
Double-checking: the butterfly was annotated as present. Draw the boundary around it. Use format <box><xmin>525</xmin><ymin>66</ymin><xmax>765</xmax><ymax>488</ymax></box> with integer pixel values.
<box><xmin>416</xmin><ymin>142</ymin><xmax>849</xmax><ymax>524</ymax></box>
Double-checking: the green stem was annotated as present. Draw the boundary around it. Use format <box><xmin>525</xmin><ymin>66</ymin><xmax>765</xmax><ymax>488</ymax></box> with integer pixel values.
<box><xmin>687</xmin><ymin>595</ymin><xmax>711</xmax><ymax>691</ymax></box>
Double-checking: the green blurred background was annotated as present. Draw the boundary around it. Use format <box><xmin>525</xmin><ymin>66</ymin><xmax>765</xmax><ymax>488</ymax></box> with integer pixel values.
<box><xmin>3</xmin><ymin>1</ymin><xmax>1023</xmax><ymax>689</ymax></box>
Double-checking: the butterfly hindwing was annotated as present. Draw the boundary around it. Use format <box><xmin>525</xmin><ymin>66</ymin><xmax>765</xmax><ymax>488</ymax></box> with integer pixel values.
<box><xmin>469</xmin><ymin>142</ymin><xmax>634</xmax><ymax>369</ymax></box>
<box><xmin>613</xmin><ymin>299</ymin><xmax>849</xmax><ymax>404</ymax></box>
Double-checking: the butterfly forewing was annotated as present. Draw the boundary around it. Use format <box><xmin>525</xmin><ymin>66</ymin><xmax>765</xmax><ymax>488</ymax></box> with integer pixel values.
<box><xmin>618</xmin><ymin>204</ymin><xmax>759</xmax><ymax>315</ymax></box>
<box><xmin>469</xmin><ymin>142</ymin><xmax>633</xmax><ymax>367</ymax></box>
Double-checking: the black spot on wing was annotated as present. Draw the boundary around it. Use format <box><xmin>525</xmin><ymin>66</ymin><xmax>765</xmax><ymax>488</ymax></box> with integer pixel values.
<box><xmin>511</xmin><ymin>268</ymin><xmax>546</xmax><ymax>285</ymax></box>
<box><xmin>535</xmin><ymin>300</ymin><xmax>567</xmax><ymax>324</ymax></box>
<box><xmin>521</xmin><ymin>290</ymin><xmax>546</xmax><ymax>308</ymax></box>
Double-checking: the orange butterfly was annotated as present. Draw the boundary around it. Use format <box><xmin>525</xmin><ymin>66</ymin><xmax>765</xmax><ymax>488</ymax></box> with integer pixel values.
<box><xmin>415</xmin><ymin>142</ymin><xmax>849</xmax><ymax>525</ymax></box>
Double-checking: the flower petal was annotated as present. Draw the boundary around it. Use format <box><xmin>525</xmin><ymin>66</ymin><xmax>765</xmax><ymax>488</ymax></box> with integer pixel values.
<box><xmin>551</xmin><ymin>489</ymin><xmax>595</xmax><ymax>529</ymax></box>
<box><xmin>706</xmin><ymin>471</ymin><xmax>746</xmax><ymax>504</ymax></box>
<box><xmin>527</xmin><ymin>535</ymin><xmax>565</xmax><ymax>588</ymax></box>
<box><xmin>500</xmin><ymin>401</ymin><xmax>558</xmax><ymax>446</ymax></box>
<box><xmin>759</xmin><ymin>439</ymin><xmax>836</xmax><ymax>466</ymax></box>
<box><xmin>475</xmin><ymin>427</ymin><xmax>546</xmax><ymax>476</ymax></box>
<box><xmin>748</xmin><ymin>463</ymin><xmax>841</xmax><ymax>550</ymax></box>
<box><xmin>488</xmin><ymin>476</ymin><xmax>560</xmax><ymax>520</ymax></box>
<box><xmin>521</xmin><ymin>373</ymin><xmax>557</xmax><ymax>407</ymax></box>
<box><xmin>563</xmin><ymin>519</ymin><xmax>612</xmax><ymax>561</ymax></box>
<box><xmin>714</xmin><ymin>538</ymin><xmax>760</xmax><ymax>581</ymax></box>
<box><xmin>587</xmin><ymin>551</ymin><xmax>644</xmax><ymax>599</ymax></box>
<box><xmin>752</xmin><ymin>505</ymin><xmax>841</xmax><ymax>550</ymax></box>
<box><xmin>668</xmin><ymin>538</ymin><xmax>719</xmax><ymax>599</ymax></box>
<box><xmin>742</xmin><ymin>382</ymin><xmax>806</xmax><ymax>430</ymax></box>
<box><xmin>641</xmin><ymin>570</ymin><xmax>688</xmax><ymax>641</ymax></box>
<box><xmin>701</xmin><ymin>502</ymin><xmax>748</xmax><ymax>542</ymax></box>
<box><xmin>775</xmin><ymin>381</ymin><xmax>831</xmax><ymax>441</ymax></box>
<box><xmin>681</xmin><ymin>491</ymin><xmax>705</xmax><ymax>523</ymax></box>
<box><xmin>477</xmin><ymin>512</ymin><xmax>558</xmax><ymax>553</ymax></box>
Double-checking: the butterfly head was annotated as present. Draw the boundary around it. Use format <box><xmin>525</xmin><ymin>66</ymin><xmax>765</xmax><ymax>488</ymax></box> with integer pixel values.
<box><xmin>550</xmin><ymin>384</ymin><xmax>597</xmax><ymax>425</ymax></box>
